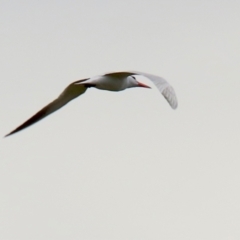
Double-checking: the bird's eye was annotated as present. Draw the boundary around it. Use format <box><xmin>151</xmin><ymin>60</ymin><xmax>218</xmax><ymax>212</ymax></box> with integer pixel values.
<box><xmin>132</xmin><ymin>76</ymin><xmax>136</xmax><ymax>80</ymax></box>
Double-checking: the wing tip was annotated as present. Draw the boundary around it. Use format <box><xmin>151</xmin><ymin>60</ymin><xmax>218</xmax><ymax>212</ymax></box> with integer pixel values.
<box><xmin>171</xmin><ymin>103</ymin><xmax>178</xmax><ymax>110</ymax></box>
<box><xmin>161</xmin><ymin>86</ymin><xmax>178</xmax><ymax>110</ymax></box>
<box><xmin>4</xmin><ymin>130</ymin><xmax>16</xmax><ymax>138</ymax></box>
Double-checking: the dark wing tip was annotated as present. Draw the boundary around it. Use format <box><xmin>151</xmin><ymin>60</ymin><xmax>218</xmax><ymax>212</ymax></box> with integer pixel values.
<box><xmin>4</xmin><ymin>106</ymin><xmax>50</xmax><ymax>137</ymax></box>
<box><xmin>4</xmin><ymin>131</ymin><xmax>15</xmax><ymax>138</ymax></box>
<box><xmin>4</xmin><ymin>127</ymin><xmax>24</xmax><ymax>138</ymax></box>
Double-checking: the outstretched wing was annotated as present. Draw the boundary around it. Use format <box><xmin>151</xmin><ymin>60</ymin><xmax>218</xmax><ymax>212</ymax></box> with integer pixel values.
<box><xmin>5</xmin><ymin>78</ymin><xmax>89</xmax><ymax>137</ymax></box>
<box><xmin>105</xmin><ymin>71</ymin><xmax>178</xmax><ymax>109</ymax></box>
<box><xmin>132</xmin><ymin>71</ymin><xmax>178</xmax><ymax>109</ymax></box>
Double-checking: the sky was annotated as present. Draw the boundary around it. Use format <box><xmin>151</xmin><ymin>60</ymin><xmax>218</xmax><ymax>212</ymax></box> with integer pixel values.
<box><xmin>1</xmin><ymin>0</ymin><xmax>240</xmax><ymax>239</ymax></box>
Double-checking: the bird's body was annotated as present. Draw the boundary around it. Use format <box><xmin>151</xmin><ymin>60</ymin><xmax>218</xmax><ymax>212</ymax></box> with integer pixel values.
<box><xmin>84</xmin><ymin>75</ymin><xmax>127</xmax><ymax>91</ymax></box>
<box><xmin>5</xmin><ymin>71</ymin><xmax>178</xmax><ymax>137</ymax></box>
<box><xmin>78</xmin><ymin>72</ymin><xmax>146</xmax><ymax>91</ymax></box>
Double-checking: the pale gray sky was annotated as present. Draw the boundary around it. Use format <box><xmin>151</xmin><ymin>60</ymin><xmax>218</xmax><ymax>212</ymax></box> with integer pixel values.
<box><xmin>1</xmin><ymin>0</ymin><xmax>240</xmax><ymax>239</ymax></box>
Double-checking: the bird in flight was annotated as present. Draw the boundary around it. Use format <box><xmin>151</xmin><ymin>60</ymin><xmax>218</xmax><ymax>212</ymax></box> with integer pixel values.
<box><xmin>5</xmin><ymin>71</ymin><xmax>178</xmax><ymax>137</ymax></box>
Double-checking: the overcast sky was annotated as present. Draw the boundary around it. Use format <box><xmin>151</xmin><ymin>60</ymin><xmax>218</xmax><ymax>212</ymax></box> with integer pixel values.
<box><xmin>1</xmin><ymin>0</ymin><xmax>240</xmax><ymax>239</ymax></box>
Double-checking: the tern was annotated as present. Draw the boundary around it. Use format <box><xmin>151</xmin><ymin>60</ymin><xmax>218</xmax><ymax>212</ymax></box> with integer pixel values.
<box><xmin>5</xmin><ymin>71</ymin><xmax>178</xmax><ymax>137</ymax></box>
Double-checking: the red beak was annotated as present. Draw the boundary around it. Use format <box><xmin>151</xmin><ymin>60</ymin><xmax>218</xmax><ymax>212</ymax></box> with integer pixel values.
<box><xmin>137</xmin><ymin>81</ymin><xmax>151</xmax><ymax>88</ymax></box>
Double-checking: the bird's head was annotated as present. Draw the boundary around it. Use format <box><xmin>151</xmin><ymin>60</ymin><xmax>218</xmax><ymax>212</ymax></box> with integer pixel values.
<box><xmin>128</xmin><ymin>76</ymin><xmax>151</xmax><ymax>89</ymax></box>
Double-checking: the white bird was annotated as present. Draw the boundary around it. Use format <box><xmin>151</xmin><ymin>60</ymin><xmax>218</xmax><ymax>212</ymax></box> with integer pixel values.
<box><xmin>5</xmin><ymin>71</ymin><xmax>178</xmax><ymax>137</ymax></box>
